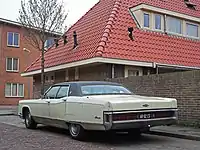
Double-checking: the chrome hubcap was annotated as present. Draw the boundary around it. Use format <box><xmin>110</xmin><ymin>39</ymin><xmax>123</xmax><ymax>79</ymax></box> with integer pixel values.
<box><xmin>71</xmin><ymin>124</ymin><xmax>80</xmax><ymax>136</ymax></box>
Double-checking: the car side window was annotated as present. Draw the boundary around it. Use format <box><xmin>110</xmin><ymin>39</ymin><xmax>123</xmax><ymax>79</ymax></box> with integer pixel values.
<box><xmin>45</xmin><ymin>86</ymin><xmax>60</xmax><ymax>99</ymax></box>
<box><xmin>56</xmin><ymin>86</ymin><xmax>69</xmax><ymax>99</ymax></box>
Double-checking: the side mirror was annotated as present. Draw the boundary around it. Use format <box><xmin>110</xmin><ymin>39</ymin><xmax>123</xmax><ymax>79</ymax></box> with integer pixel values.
<box><xmin>41</xmin><ymin>93</ymin><xmax>48</xmax><ymax>99</ymax></box>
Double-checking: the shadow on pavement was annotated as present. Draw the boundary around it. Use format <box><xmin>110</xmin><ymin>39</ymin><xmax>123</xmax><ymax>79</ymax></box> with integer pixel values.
<box><xmin>36</xmin><ymin>126</ymin><xmax>166</xmax><ymax>146</ymax></box>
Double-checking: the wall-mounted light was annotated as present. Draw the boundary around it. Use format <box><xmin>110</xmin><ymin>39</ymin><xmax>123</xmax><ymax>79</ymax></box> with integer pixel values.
<box><xmin>23</xmin><ymin>48</ymin><xmax>31</xmax><ymax>53</ymax></box>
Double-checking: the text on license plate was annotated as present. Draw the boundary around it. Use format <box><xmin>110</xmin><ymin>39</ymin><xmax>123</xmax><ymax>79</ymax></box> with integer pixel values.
<box><xmin>138</xmin><ymin>113</ymin><xmax>155</xmax><ymax>119</ymax></box>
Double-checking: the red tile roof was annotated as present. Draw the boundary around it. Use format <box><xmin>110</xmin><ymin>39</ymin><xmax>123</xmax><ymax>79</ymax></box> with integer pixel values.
<box><xmin>25</xmin><ymin>0</ymin><xmax>200</xmax><ymax>73</ymax></box>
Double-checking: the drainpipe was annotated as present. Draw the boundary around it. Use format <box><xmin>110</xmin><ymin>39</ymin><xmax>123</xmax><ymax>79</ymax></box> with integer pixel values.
<box><xmin>23</xmin><ymin>48</ymin><xmax>31</xmax><ymax>98</ymax></box>
<box><xmin>153</xmin><ymin>62</ymin><xmax>159</xmax><ymax>74</ymax></box>
<box><xmin>156</xmin><ymin>66</ymin><xmax>159</xmax><ymax>74</ymax></box>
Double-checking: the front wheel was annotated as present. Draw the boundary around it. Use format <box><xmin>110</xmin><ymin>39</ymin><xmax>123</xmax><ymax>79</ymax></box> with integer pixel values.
<box><xmin>69</xmin><ymin>124</ymin><xmax>86</xmax><ymax>140</ymax></box>
<box><xmin>24</xmin><ymin>109</ymin><xmax>37</xmax><ymax>129</ymax></box>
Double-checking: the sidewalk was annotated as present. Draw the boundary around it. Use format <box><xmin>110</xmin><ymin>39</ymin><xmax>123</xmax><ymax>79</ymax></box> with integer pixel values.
<box><xmin>0</xmin><ymin>106</ymin><xmax>18</xmax><ymax>116</ymax></box>
<box><xmin>149</xmin><ymin>125</ymin><xmax>200</xmax><ymax>141</ymax></box>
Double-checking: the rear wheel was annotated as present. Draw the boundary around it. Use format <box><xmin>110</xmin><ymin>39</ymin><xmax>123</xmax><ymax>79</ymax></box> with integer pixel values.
<box><xmin>24</xmin><ymin>109</ymin><xmax>37</xmax><ymax>129</ymax></box>
<box><xmin>69</xmin><ymin>124</ymin><xmax>86</xmax><ymax>140</ymax></box>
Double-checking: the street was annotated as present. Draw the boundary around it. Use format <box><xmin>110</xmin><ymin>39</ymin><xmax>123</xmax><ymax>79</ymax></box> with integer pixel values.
<box><xmin>0</xmin><ymin>116</ymin><xmax>200</xmax><ymax>150</ymax></box>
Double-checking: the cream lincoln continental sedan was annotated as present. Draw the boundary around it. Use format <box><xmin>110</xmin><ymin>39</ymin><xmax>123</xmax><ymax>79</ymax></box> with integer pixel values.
<box><xmin>18</xmin><ymin>81</ymin><xmax>178</xmax><ymax>140</ymax></box>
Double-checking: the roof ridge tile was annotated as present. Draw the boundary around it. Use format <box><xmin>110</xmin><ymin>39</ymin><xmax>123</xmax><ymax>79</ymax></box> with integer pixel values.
<box><xmin>95</xmin><ymin>0</ymin><xmax>121</xmax><ymax>57</ymax></box>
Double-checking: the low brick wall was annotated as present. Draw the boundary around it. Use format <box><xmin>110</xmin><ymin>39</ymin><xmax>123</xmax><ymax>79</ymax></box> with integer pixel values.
<box><xmin>33</xmin><ymin>69</ymin><xmax>200</xmax><ymax>125</ymax></box>
<box><xmin>106</xmin><ymin>70</ymin><xmax>200</xmax><ymax>125</ymax></box>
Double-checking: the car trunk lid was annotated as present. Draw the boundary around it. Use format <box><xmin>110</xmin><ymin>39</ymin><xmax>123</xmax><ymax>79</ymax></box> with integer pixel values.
<box><xmin>92</xmin><ymin>95</ymin><xmax>176</xmax><ymax>111</ymax></box>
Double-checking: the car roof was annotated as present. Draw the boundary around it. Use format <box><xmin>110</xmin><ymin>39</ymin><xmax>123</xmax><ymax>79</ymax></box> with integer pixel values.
<box><xmin>54</xmin><ymin>81</ymin><xmax>122</xmax><ymax>86</ymax></box>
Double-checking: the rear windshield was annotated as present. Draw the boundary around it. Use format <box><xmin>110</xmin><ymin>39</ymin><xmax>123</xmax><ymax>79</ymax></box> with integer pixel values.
<box><xmin>80</xmin><ymin>84</ymin><xmax>132</xmax><ymax>96</ymax></box>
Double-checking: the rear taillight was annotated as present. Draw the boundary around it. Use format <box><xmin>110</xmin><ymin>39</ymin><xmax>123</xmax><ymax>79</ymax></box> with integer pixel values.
<box><xmin>112</xmin><ymin>113</ymin><xmax>137</xmax><ymax>121</ymax></box>
<box><xmin>112</xmin><ymin>111</ymin><xmax>177</xmax><ymax>121</ymax></box>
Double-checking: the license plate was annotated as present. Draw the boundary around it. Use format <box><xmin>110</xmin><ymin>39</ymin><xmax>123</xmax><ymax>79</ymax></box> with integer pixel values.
<box><xmin>138</xmin><ymin>113</ymin><xmax>155</xmax><ymax>119</ymax></box>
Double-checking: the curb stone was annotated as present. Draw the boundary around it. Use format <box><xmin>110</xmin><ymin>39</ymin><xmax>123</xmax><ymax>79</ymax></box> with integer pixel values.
<box><xmin>149</xmin><ymin>130</ymin><xmax>200</xmax><ymax>141</ymax></box>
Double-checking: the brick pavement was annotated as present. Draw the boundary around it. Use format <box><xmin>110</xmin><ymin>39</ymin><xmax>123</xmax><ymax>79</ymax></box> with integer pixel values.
<box><xmin>0</xmin><ymin>122</ymin><xmax>200</xmax><ymax>150</ymax></box>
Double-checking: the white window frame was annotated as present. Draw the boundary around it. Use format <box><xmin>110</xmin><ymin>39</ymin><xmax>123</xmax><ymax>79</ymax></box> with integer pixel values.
<box><xmin>143</xmin><ymin>12</ymin><xmax>151</xmax><ymax>29</ymax></box>
<box><xmin>6</xmin><ymin>57</ymin><xmax>19</xmax><ymax>72</ymax></box>
<box><xmin>44</xmin><ymin>38</ymin><xmax>54</xmax><ymax>50</ymax></box>
<box><xmin>166</xmin><ymin>16</ymin><xmax>183</xmax><ymax>36</ymax></box>
<box><xmin>7</xmin><ymin>32</ymin><xmax>20</xmax><ymax>47</ymax></box>
<box><xmin>5</xmin><ymin>83</ymin><xmax>24</xmax><ymax>98</ymax></box>
<box><xmin>185</xmin><ymin>21</ymin><xmax>199</xmax><ymax>38</ymax></box>
<box><xmin>124</xmin><ymin>66</ymin><xmax>143</xmax><ymax>78</ymax></box>
<box><xmin>154</xmin><ymin>13</ymin><xmax>163</xmax><ymax>31</ymax></box>
<box><xmin>131</xmin><ymin>5</ymin><xmax>200</xmax><ymax>39</ymax></box>
<box><xmin>45</xmin><ymin>72</ymin><xmax>55</xmax><ymax>83</ymax></box>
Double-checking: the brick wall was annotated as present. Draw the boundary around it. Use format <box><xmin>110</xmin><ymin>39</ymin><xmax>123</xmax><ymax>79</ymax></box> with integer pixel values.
<box><xmin>32</xmin><ymin>64</ymin><xmax>200</xmax><ymax>124</ymax></box>
<box><xmin>106</xmin><ymin>70</ymin><xmax>200</xmax><ymax>124</ymax></box>
<box><xmin>0</xmin><ymin>23</ymin><xmax>41</xmax><ymax>105</ymax></box>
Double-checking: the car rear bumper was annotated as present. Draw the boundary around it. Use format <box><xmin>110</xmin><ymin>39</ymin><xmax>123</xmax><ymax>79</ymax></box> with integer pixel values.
<box><xmin>103</xmin><ymin>108</ymin><xmax>178</xmax><ymax>131</ymax></box>
<box><xmin>108</xmin><ymin>117</ymin><xmax>177</xmax><ymax>130</ymax></box>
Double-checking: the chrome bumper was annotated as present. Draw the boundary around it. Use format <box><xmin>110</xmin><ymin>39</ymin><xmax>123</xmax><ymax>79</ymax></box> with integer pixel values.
<box><xmin>103</xmin><ymin>109</ymin><xmax>178</xmax><ymax>131</ymax></box>
<box><xmin>108</xmin><ymin>117</ymin><xmax>177</xmax><ymax>130</ymax></box>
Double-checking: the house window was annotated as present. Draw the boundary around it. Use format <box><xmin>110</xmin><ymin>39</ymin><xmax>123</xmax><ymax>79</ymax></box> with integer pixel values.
<box><xmin>144</xmin><ymin>13</ymin><xmax>150</xmax><ymax>28</ymax></box>
<box><xmin>7</xmin><ymin>32</ymin><xmax>20</xmax><ymax>47</ymax></box>
<box><xmin>155</xmin><ymin>14</ymin><xmax>161</xmax><ymax>30</ymax></box>
<box><xmin>186</xmin><ymin>23</ymin><xmax>198</xmax><ymax>37</ymax></box>
<box><xmin>5</xmin><ymin>83</ymin><xmax>24</xmax><ymax>97</ymax></box>
<box><xmin>166</xmin><ymin>16</ymin><xmax>182</xmax><ymax>34</ymax></box>
<box><xmin>45</xmin><ymin>73</ymin><xmax>55</xmax><ymax>83</ymax></box>
<box><xmin>6</xmin><ymin>58</ymin><xmax>19</xmax><ymax>72</ymax></box>
<box><xmin>45</xmin><ymin>38</ymin><xmax>54</xmax><ymax>49</ymax></box>
<box><xmin>128</xmin><ymin>70</ymin><xmax>139</xmax><ymax>77</ymax></box>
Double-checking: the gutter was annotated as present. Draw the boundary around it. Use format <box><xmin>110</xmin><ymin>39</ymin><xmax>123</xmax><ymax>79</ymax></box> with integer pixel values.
<box><xmin>155</xmin><ymin>63</ymin><xmax>200</xmax><ymax>70</ymax></box>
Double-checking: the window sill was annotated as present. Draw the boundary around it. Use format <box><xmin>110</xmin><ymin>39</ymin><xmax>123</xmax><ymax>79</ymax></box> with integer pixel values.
<box><xmin>141</xmin><ymin>28</ymin><xmax>200</xmax><ymax>40</ymax></box>
<box><xmin>143</xmin><ymin>26</ymin><xmax>150</xmax><ymax>29</ymax></box>
<box><xmin>7</xmin><ymin>45</ymin><xmax>20</xmax><ymax>48</ymax></box>
<box><xmin>5</xmin><ymin>96</ymin><xmax>24</xmax><ymax>98</ymax></box>
<box><xmin>6</xmin><ymin>70</ymin><xmax>19</xmax><ymax>73</ymax></box>
<box><xmin>167</xmin><ymin>31</ymin><xmax>200</xmax><ymax>40</ymax></box>
<box><xmin>166</xmin><ymin>31</ymin><xmax>183</xmax><ymax>36</ymax></box>
<box><xmin>185</xmin><ymin>35</ymin><xmax>199</xmax><ymax>40</ymax></box>
<box><xmin>154</xmin><ymin>28</ymin><xmax>163</xmax><ymax>32</ymax></box>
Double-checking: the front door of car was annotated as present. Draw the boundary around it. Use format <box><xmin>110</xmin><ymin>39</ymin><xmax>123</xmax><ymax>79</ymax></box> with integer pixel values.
<box><xmin>42</xmin><ymin>86</ymin><xmax>61</xmax><ymax>123</ymax></box>
<box><xmin>49</xmin><ymin>85</ymin><xmax>70</xmax><ymax>121</ymax></box>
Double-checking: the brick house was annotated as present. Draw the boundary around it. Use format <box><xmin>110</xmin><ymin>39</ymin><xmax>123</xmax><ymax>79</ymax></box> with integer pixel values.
<box><xmin>0</xmin><ymin>18</ymin><xmax>57</xmax><ymax>105</ymax></box>
<box><xmin>21</xmin><ymin>0</ymin><xmax>200</xmax><ymax>96</ymax></box>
